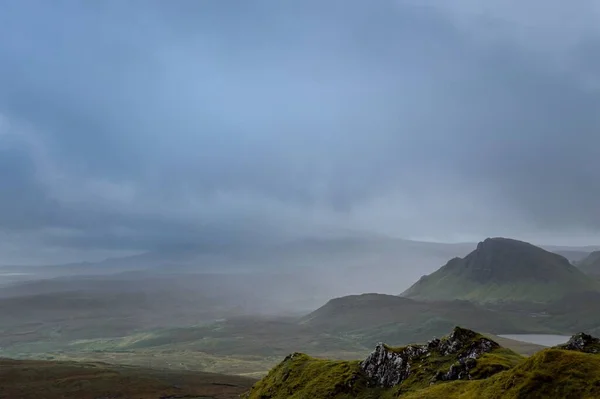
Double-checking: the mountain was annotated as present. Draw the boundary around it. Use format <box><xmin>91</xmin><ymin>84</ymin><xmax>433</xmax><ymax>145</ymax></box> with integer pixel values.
<box><xmin>245</xmin><ymin>328</ymin><xmax>600</xmax><ymax>399</ymax></box>
<box><xmin>299</xmin><ymin>293</ymin><xmax>543</xmax><ymax>346</ymax></box>
<box><xmin>576</xmin><ymin>251</ymin><xmax>600</xmax><ymax>276</ymax></box>
<box><xmin>402</xmin><ymin>237</ymin><xmax>596</xmax><ymax>303</ymax></box>
<box><xmin>2</xmin><ymin>236</ymin><xmax>595</xmax><ymax>296</ymax></box>
<box><xmin>552</xmin><ymin>249</ymin><xmax>594</xmax><ymax>263</ymax></box>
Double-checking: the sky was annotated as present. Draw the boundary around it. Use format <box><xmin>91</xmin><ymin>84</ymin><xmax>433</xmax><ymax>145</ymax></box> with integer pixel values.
<box><xmin>1</xmin><ymin>0</ymin><xmax>600</xmax><ymax>264</ymax></box>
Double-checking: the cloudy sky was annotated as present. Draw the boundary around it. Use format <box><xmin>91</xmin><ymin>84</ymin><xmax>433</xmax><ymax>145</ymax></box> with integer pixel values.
<box><xmin>1</xmin><ymin>0</ymin><xmax>599</xmax><ymax>264</ymax></box>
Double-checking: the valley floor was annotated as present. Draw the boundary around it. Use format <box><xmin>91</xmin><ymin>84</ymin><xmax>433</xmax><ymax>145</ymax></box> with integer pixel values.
<box><xmin>0</xmin><ymin>358</ymin><xmax>256</xmax><ymax>399</ymax></box>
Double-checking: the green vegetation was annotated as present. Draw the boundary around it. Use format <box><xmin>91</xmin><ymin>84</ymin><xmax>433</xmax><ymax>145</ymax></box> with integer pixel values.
<box><xmin>245</xmin><ymin>328</ymin><xmax>523</xmax><ymax>398</ymax></box>
<box><xmin>402</xmin><ymin>349</ymin><xmax>600</xmax><ymax>399</ymax></box>
<box><xmin>246</xmin><ymin>328</ymin><xmax>600</xmax><ymax>399</ymax></box>
<box><xmin>3</xmin><ymin>317</ymin><xmax>372</xmax><ymax>377</ymax></box>
<box><xmin>244</xmin><ymin>354</ymin><xmax>370</xmax><ymax>399</ymax></box>
<box><xmin>6</xmin><ymin>293</ymin><xmax>583</xmax><ymax>378</ymax></box>
<box><xmin>300</xmin><ymin>293</ymin><xmax>550</xmax><ymax>344</ymax></box>
<box><xmin>402</xmin><ymin>238</ymin><xmax>596</xmax><ymax>303</ymax></box>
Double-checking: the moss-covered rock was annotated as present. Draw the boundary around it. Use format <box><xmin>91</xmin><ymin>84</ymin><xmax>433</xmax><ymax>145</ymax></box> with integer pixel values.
<box><xmin>246</xmin><ymin>328</ymin><xmax>600</xmax><ymax>399</ymax></box>
<box><xmin>244</xmin><ymin>327</ymin><xmax>523</xmax><ymax>399</ymax></box>
<box><xmin>360</xmin><ymin>327</ymin><xmax>510</xmax><ymax>389</ymax></box>
<box><xmin>557</xmin><ymin>332</ymin><xmax>600</xmax><ymax>354</ymax></box>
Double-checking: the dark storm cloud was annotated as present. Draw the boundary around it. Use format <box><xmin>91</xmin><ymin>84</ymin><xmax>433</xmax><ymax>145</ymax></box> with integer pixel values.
<box><xmin>1</xmin><ymin>0</ymin><xmax>600</xmax><ymax>261</ymax></box>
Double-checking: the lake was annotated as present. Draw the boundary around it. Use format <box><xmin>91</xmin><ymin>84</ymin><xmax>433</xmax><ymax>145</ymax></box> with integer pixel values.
<box><xmin>498</xmin><ymin>334</ymin><xmax>572</xmax><ymax>347</ymax></box>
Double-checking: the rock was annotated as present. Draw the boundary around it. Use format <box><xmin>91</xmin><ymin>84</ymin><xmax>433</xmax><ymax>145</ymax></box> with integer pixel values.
<box><xmin>360</xmin><ymin>327</ymin><xmax>498</xmax><ymax>388</ymax></box>
<box><xmin>360</xmin><ymin>342</ymin><xmax>428</xmax><ymax>387</ymax></box>
<box><xmin>432</xmin><ymin>357</ymin><xmax>477</xmax><ymax>382</ymax></box>
<box><xmin>558</xmin><ymin>333</ymin><xmax>600</xmax><ymax>354</ymax></box>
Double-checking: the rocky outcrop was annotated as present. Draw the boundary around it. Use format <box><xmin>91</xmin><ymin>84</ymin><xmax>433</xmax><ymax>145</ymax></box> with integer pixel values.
<box><xmin>360</xmin><ymin>327</ymin><xmax>499</xmax><ymax>388</ymax></box>
<box><xmin>360</xmin><ymin>342</ymin><xmax>425</xmax><ymax>387</ymax></box>
<box><xmin>433</xmin><ymin>357</ymin><xmax>477</xmax><ymax>382</ymax></box>
<box><xmin>558</xmin><ymin>333</ymin><xmax>600</xmax><ymax>354</ymax></box>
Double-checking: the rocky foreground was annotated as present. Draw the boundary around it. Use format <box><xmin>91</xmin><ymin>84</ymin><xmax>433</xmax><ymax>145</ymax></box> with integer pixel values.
<box><xmin>245</xmin><ymin>327</ymin><xmax>600</xmax><ymax>399</ymax></box>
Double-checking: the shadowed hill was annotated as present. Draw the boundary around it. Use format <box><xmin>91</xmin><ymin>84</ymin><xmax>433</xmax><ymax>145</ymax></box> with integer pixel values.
<box><xmin>299</xmin><ymin>293</ymin><xmax>542</xmax><ymax>346</ymax></box>
<box><xmin>577</xmin><ymin>251</ymin><xmax>600</xmax><ymax>276</ymax></box>
<box><xmin>0</xmin><ymin>358</ymin><xmax>255</xmax><ymax>399</ymax></box>
<box><xmin>402</xmin><ymin>237</ymin><xmax>595</xmax><ymax>303</ymax></box>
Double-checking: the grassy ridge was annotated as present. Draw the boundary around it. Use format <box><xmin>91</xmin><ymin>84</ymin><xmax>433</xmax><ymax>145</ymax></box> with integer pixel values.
<box><xmin>243</xmin><ymin>351</ymin><xmax>524</xmax><ymax>399</ymax></box>
<box><xmin>246</xmin><ymin>340</ymin><xmax>600</xmax><ymax>399</ymax></box>
<box><xmin>402</xmin><ymin>349</ymin><xmax>600</xmax><ymax>399</ymax></box>
<box><xmin>245</xmin><ymin>329</ymin><xmax>524</xmax><ymax>399</ymax></box>
<box><xmin>244</xmin><ymin>354</ymin><xmax>370</xmax><ymax>399</ymax></box>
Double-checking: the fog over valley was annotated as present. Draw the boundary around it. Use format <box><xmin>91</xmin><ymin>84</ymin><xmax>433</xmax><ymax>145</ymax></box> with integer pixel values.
<box><xmin>1</xmin><ymin>2</ymin><xmax>600</xmax><ymax>398</ymax></box>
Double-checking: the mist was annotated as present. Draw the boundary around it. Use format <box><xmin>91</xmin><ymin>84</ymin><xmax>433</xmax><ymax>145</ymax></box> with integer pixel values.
<box><xmin>0</xmin><ymin>1</ymin><xmax>599</xmax><ymax>268</ymax></box>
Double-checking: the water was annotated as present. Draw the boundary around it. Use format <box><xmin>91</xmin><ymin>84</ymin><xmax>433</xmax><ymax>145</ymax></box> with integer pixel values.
<box><xmin>498</xmin><ymin>334</ymin><xmax>571</xmax><ymax>347</ymax></box>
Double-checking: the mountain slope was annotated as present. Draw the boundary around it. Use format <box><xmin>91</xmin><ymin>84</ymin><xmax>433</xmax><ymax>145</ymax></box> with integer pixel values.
<box><xmin>577</xmin><ymin>251</ymin><xmax>600</xmax><ymax>276</ymax></box>
<box><xmin>403</xmin><ymin>347</ymin><xmax>600</xmax><ymax>398</ymax></box>
<box><xmin>300</xmin><ymin>293</ymin><xmax>544</xmax><ymax>346</ymax></box>
<box><xmin>245</xmin><ymin>329</ymin><xmax>600</xmax><ymax>399</ymax></box>
<box><xmin>244</xmin><ymin>327</ymin><xmax>523</xmax><ymax>399</ymax></box>
<box><xmin>402</xmin><ymin>237</ymin><xmax>595</xmax><ymax>303</ymax></box>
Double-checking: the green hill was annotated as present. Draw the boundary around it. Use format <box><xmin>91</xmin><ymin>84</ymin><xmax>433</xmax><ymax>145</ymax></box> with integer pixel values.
<box><xmin>300</xmin><ymin>293</ymin><xmax>544</xmax><ymax>345</ymax></box>
<box><xmin>402</xmin><ymin>237</ymin><xmax>595</xmax><ymax>303</ymax></box>
<box><xmin>576</xmin><ymin>251</ymin><xmax>600</xmax><ymax>276</ymax></box>
<box><xmin>245</xmin><ymin>328</ymin><xmax>600</xmax><ymax>399</ymax></box>
<box><xmin>245</xmin><ymin>327</ymin><xmax>522</xmax><ymax>398</ymax></box>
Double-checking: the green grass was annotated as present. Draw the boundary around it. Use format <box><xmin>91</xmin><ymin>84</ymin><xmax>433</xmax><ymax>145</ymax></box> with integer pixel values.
<box><xmin>483</xmin><ymin>334</ymin><xmax>545</xmax><ymax>356</ymax></box>
<box><xmin>245</xmin><ymin>328</ymin><xmax>524</xmax><ymax>399</ymax></box>
<box><xmin>402</xmin><ymin>349</ymin><xmax>600</xmax><ymax>399</ymax></box>
<box><xmin>12</xmin><ymin>349</ymin><xmax>281</xmax><ymax>377</ymax></box>
<box><xmin>244</xmin><ymin>353</ymin><xmax>383</xmax><ymax>399</ymax></box>
<box><xmin>244</xmin><ymin>349</ymin><xmax>522</xmax><ymax>399</ymax></box>
<box><xmin>246</xmin><ymin>344</ymin><xmax>600</xmax><ymax>399</ymax></box>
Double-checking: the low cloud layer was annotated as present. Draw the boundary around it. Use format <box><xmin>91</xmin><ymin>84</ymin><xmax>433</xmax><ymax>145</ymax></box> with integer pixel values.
<box><xmin>1</xmin><ymin>1</ymin><xmax>600</xmax><ymax>263</ymax></box>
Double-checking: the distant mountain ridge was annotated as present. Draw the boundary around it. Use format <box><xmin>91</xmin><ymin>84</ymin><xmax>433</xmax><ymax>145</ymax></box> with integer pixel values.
<box><xmin>576</xmin><ymin>251</ymin><xmax>600</xmax><ymax>276</ymax></box>
<box><xmin>402</xmin><ymin>237</ymin><xmax>596</xmax><ymax>303</ymax></box>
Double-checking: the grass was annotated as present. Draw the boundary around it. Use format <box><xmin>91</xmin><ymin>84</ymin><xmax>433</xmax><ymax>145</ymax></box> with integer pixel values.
<box><xmin>246</xmin><ymin>342</ymin><xmax>600</xmax><ymax>399</ymax></box>
<box><xmin>243</xmin><ymin>350</ymin><xmax>521</xmax><ymax>399</ymax></box>
<box><xmin>245</xmin><ymin>328</ymin><xmax>524</xmax><ymax>399</ymax></box>
<box><xmin>1</xmin><ymin>314</ymin><xmax>552</xmax><ymax>379</ymax></box>
<box><xmin>12</xmin><ymin>349</ymin><xmax>281</xmax><ymax>378</ymax></box>
<box><xmin>243</xmin><ymin>353</ymin><xmax>376</xmax><ymax>399</ymax></box>
<box><xmin>0</xmin><ymin>357</ymin><xmax>256</xmax><ymax>399</ymax></box>
<box><xmin>402</xmin><ymin>349</ymin><xmax>600</xmax><ymax>399</ymax></box>
<box><xmin>6</xmin><ymin>332</ymin><xmax>541</xmax><ymax>379</ymax></box>
<box><xmin>483</xmin><ymin>334</ymin><xmax>545</xmax><ymax>356</ymax></box>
